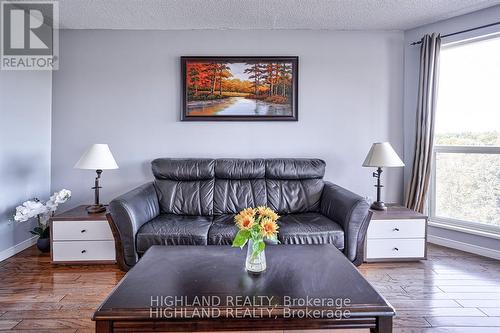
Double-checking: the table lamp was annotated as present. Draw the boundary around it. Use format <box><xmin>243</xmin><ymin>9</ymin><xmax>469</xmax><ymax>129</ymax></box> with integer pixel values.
<box><xmin>362</xmin><ymin>142</ymin><xmax>404</xmax><ymax>211</ymax></box>
<box><xmin>74</xmin><ymin>144</ymin><xmax>119</xmax><ymax>214</ymax></box>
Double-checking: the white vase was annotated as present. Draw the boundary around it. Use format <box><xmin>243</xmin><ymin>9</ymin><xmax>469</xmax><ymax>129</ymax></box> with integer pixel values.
<box><xmin>245</xmin><ymin>239</ymin><xmax>266</xmax><ymax>273</ymax></box>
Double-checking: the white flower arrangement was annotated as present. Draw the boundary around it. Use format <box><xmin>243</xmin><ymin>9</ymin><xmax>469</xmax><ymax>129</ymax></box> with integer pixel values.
<box><xmin>14</xmin><ymin>200</ymin><xmax>47</xmax><ymax>223</ymax></box>
<box><xmin>14</xmin><ymin>189</ymin><xmax>72</xmax><ymax>238</ymax></box>
<box><xmin>46</xmin><ymin>189</ymin><xmax>72</xmax><ymax>212</ymax></box>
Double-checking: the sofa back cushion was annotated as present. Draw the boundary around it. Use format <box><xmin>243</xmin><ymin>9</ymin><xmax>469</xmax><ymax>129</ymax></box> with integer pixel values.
<box><xmin>265</xmin><ymin>159</ymin><xmax>325</xmax><ymax>214</ymax></box>
<box><xmin>152</xmin><ymin>158</ymin><xmax>215</xmax><ymax>216</ymax></box>
<box><xmin>150</xmin><ymin>158</ymin><xmax>326</xmax><ymax>216</ymax></box>
<box><xmin>213</xmin><ymin>159</ymin><xmax>266</xmax><ymax>215</ymax></box>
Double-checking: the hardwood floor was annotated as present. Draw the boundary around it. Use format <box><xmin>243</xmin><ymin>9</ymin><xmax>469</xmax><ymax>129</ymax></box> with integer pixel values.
<box><xmin>0</xmin><ymin>244</ymin><xmax>499</xmax><ymax>332</ymax></box>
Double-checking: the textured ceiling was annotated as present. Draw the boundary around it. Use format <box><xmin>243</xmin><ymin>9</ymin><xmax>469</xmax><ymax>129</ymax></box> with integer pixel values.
<box><xmin>55</xmin><ymin>0</ymin><xmax>500</xmax><ymax>30</ymax></box>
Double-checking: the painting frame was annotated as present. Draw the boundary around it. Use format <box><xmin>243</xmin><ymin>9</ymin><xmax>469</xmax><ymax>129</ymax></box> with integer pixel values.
<box><xmin>181</xmin><ymin>56</ymin><xmax>298</xmax><ymax>121</ymax></box>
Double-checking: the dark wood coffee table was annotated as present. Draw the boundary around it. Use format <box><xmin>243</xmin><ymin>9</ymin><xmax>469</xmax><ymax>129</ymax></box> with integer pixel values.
<box><xmin>93</xmin><ymin>245</ymin><xmax>394</xmax><ymax>332</ymax></box>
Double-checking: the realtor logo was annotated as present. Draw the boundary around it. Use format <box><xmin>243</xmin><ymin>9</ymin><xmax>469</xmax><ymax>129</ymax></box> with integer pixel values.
<box><xmin>1</xmin><ymin>1</ymin><xmax>59</xmax><ymax>70</ymax></box>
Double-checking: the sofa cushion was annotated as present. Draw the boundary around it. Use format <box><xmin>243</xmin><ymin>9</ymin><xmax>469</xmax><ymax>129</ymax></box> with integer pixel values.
<box><xmin>208</xmin><ymin>214</ymin><xmax>237</xmax><ymax>245</ymax></box>
<box><xmin>265</xmin><ymin>159</ymin><xmax>325</xmax><ymax>214</ymax></box>
<box><xmin>213</xmin><ymin>159</ymin><xmax>267</xmax><ymax>214</ymax></box>
<box><xmin>214</xmin><ymin>179</ymin><xmax>266</xmax><ymax>214</ymax></box>
<box><xmin>214</xmin><ymin>159</ymin><xmax>267</xmax><ymax>215</ymax></box>
<box><xmin>152</xmin><ymin>159</ymin><xmax>215</xmax><ymax>215</ymax></box>
<box><xmin>266</xmin><ymin>179</ymin><xmax>324</xmax><ymax>214</ymax></box>
<box><xmin>277</xmin><ymin>213</ymin><xmax>344</xmax><ymax>249</ymax></box>
<box><xmin>215</xmin><ymin>159</ymin><xmax>265</xmax><ymax>179</ymax></box>
<box><xmin>266</xmin><ymin>159</ymin><xmax>326</xmax><ymax>179</ymax></box>
<box><xmin>154</xmin><ymin>179</ymin><xmax>214</xmax><ymax>215</ymax></box>
<box><xmin>136</xmin><ymin>214</ymin><xmax>212</xmax><ymax>254</ymax></box>
<box><xmin>152</xmin><ymin>158</ymin><xmax>215</xmax><ymax>181</ymax></box>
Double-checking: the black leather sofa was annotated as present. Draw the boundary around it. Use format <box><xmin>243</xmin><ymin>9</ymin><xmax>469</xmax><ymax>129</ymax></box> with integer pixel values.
<box><xmin>108</xmin><ymin>158</ymin><xmax>372</xmax><ymax>270</ymax></box>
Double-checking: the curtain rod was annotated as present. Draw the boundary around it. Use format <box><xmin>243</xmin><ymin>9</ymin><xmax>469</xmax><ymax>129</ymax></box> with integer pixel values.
<box><xmin>410</xmin><ymin>20</ymin><xmax>500</xmax><ymax>45</ymax></box>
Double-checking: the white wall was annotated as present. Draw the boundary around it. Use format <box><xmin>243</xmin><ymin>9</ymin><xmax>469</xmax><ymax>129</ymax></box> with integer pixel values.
<box><xmin>51</xmin><ymin>29</ymin><xmax>405</xmax><ymax>207</ymax></box>
<box><xmin>0</xmin><ymin>70</ymin><xmax>52</xmax><ymax>256</ymax></box>
<box><xmin>404</xmin><ymin>5</ymin><xmax>500</xmax><ymax>254</ymax></box>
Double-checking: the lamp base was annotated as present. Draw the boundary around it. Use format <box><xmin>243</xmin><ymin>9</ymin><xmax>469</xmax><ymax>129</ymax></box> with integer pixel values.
<box><xmin>370</xmin><ymin>201</ymin><xmax>387</xmax><ymax>211</ymax></box>
<box><xmin>86</xmin><ymin>204</ymin><xmax>106</xmax><ymax>214</ymax></box>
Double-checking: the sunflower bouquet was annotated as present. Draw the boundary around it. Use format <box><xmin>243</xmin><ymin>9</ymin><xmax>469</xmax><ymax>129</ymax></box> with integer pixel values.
<box><xmin>232</xmin><ymin>206</ymin><xmax>280</xmax><ymax>259</ymax></box>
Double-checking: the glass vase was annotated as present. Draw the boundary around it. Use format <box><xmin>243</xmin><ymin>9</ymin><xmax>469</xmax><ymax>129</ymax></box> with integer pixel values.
<box><xmin>245</xmin><ymin>239</ymin><xmax>266</xmax><ymax>273</ymax></box>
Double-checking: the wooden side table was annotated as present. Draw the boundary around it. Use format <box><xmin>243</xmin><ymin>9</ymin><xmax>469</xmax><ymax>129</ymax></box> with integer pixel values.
<box><xmin>50</xmin><ymin>205</ymin><xmax>116</xmax><ymax>264</ymax></box>
<box><xmin>364</xmin><ymin>205</ymin><xmax>427</xmax><ymax>262</ymax></box>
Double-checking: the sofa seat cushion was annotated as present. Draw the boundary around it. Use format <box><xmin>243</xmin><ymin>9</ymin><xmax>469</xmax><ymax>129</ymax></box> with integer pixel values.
<box><xmin>208</xmin><ymin>214</ymin><xmax>237</xmax><ymax>245</ymax></box>
<box><xmin>136</xmin><ymin>214</ymin><xmax>212</xmax><ymax>254</ymax></box>
<box><xmin>277</xmin><ymin>213</ymin><xmax>344</xmax><ymax>249</ymax></box>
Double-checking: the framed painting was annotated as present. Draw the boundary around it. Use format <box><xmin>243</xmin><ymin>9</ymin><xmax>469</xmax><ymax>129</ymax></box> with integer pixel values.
<box><xmin>181</xmin><ymin>56</ymin><xmax>298</xmax><ymax>121</ymax></box>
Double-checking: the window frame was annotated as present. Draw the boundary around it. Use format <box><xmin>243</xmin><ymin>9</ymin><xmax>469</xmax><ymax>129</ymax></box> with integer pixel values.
<box><xmin>424</xmin><ymin>29</ymin><xmax>500</xmax><ymax>237</ymax></box>
<box><xmin>429</xmin><ymin>145</ymin><xmax>500</xmax><ymax>235</ymax></box>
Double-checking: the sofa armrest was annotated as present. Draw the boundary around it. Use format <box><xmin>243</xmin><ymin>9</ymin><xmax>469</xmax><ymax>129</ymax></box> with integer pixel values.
<box><xmin>108</xmin><ymin>182</ymin><xmax>160</xmax><ymax>270</ymax></box>
<box><xmin>320</xmin><ymin>181</ymin><xmax>372</xmax><ymax>265</ymax></box>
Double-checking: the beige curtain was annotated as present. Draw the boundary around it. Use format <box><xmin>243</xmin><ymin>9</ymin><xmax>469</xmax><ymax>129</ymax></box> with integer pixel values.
<box><xmin>405</xmin><ymin>33</ymin><xmax>441</xmax><ymax>213</ymax></box>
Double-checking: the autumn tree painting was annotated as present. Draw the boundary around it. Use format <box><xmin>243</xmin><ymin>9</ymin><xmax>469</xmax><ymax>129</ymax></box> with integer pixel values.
<box><xmin>182</xmin><ymin>57</ymin><xmax>297</xmax><ymax>120</ymax></box>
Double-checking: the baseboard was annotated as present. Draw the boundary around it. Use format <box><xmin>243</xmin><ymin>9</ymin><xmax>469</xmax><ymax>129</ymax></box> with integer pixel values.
<box><xmin>428</xmin><ymin>235</ymin><xmax>500</xmax><ymax>260</ymax></box>
<box><xmin>0</xmin><ymin>236</ymin><xmax>38</xmax><ymax>262</ymax></box>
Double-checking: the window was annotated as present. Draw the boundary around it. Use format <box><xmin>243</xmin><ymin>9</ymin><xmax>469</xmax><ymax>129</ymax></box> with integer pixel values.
<box><xmin>431</xmin><ymin>35</ymin><xmax>500</xmax><ymax>234</ymax></box>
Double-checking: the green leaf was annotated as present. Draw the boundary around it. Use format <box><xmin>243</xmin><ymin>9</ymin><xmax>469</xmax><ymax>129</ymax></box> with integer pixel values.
<box><xmin>239</xmin><ymin>229</ymin><xmax>251</xmax><ymax>239</ymax></box>
<box><xmin>251</xmin><ymin>240</ymin><xmax>266</xmax><ymax>258</ymax></box>
<box><xmin>232</xmin><ymin>230</ymin><xmax>250</xmax><ymax>248</ymax></box>
<box><xmin>250</xmin><ymin>226</ymin><xmax>261</xmax><ymax>239</ymax></box>
<box><xmin>29</xmin><ymin>230</ymin><xmax>40</xmax><ymax>236</ymax></box>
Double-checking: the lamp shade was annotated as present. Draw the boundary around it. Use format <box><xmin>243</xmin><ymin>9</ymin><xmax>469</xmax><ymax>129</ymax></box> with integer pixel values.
<box><xmin>362</xmin><ymin>142</ymin><xmax>404</xmax><ymax>167</ymax></box>
<box><xmin>74</xmin><ymin>144</ymin><xmax>119</xmax><ymax>170</ymax></box>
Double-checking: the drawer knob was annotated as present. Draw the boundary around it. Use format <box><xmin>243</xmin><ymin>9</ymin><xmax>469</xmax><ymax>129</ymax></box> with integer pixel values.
<box><xmin>81</xmin><ymin>250</ymin><xmax>87</xmax><ymax>254</ymax></box>
<box><xmin>393</xmin><ymin>228</ymin><xmax>400</xmax><ymax>232</ymax></box>
<box><xmin>393</xmin><ymin>247</ymin><xmax>399</xmax><ymax>251</ymax></box>
<box><xmin>81</xmin><ymin>229</ymin><xmax>87</xmax><ymax>233</ymax></box>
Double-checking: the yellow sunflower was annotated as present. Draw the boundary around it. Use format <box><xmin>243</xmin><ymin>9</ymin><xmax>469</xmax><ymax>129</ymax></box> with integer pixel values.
<box><xmin>240</xmin><ymin>207</ymin><xmax>256</xmax><ymax>218</ymax></box>
<box><xmin>256</xmin><ymin>206</ymin><xmax>279</xmax><ymax>222</ymax></box>
<box><xmin>235</xmin><ymin>207</ymin><xmax>256</xmax><ymax>225</ymax></box>
<box><xmin>236</xmin><ymin>215</ymin><xmax>255</xmax><ymax>230</ymax></box>
<box><xmin>260</xmin><ymin>218</ymin><xmax>279</xmax><ymax>238</ymax></box>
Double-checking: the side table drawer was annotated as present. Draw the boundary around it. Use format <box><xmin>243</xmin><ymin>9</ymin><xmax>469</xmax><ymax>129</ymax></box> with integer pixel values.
<box><xmin>367</xmin><ymin>219</ymin><xmax>426</xmax><ymax>239</ymax></box>
<box><xmin>366</xmin><ymin>238</ymin><xmax>425</xmax><ymax>259</ymax></box>
<box><xmin>52</xmin><ymin>220</ymin><xmax>113</xmax><ymax>241</ymax></box>
<box><xmin>52</xmin><ymin>241</ymin><xmax>115</xmax><ymax>262</ymax></box>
